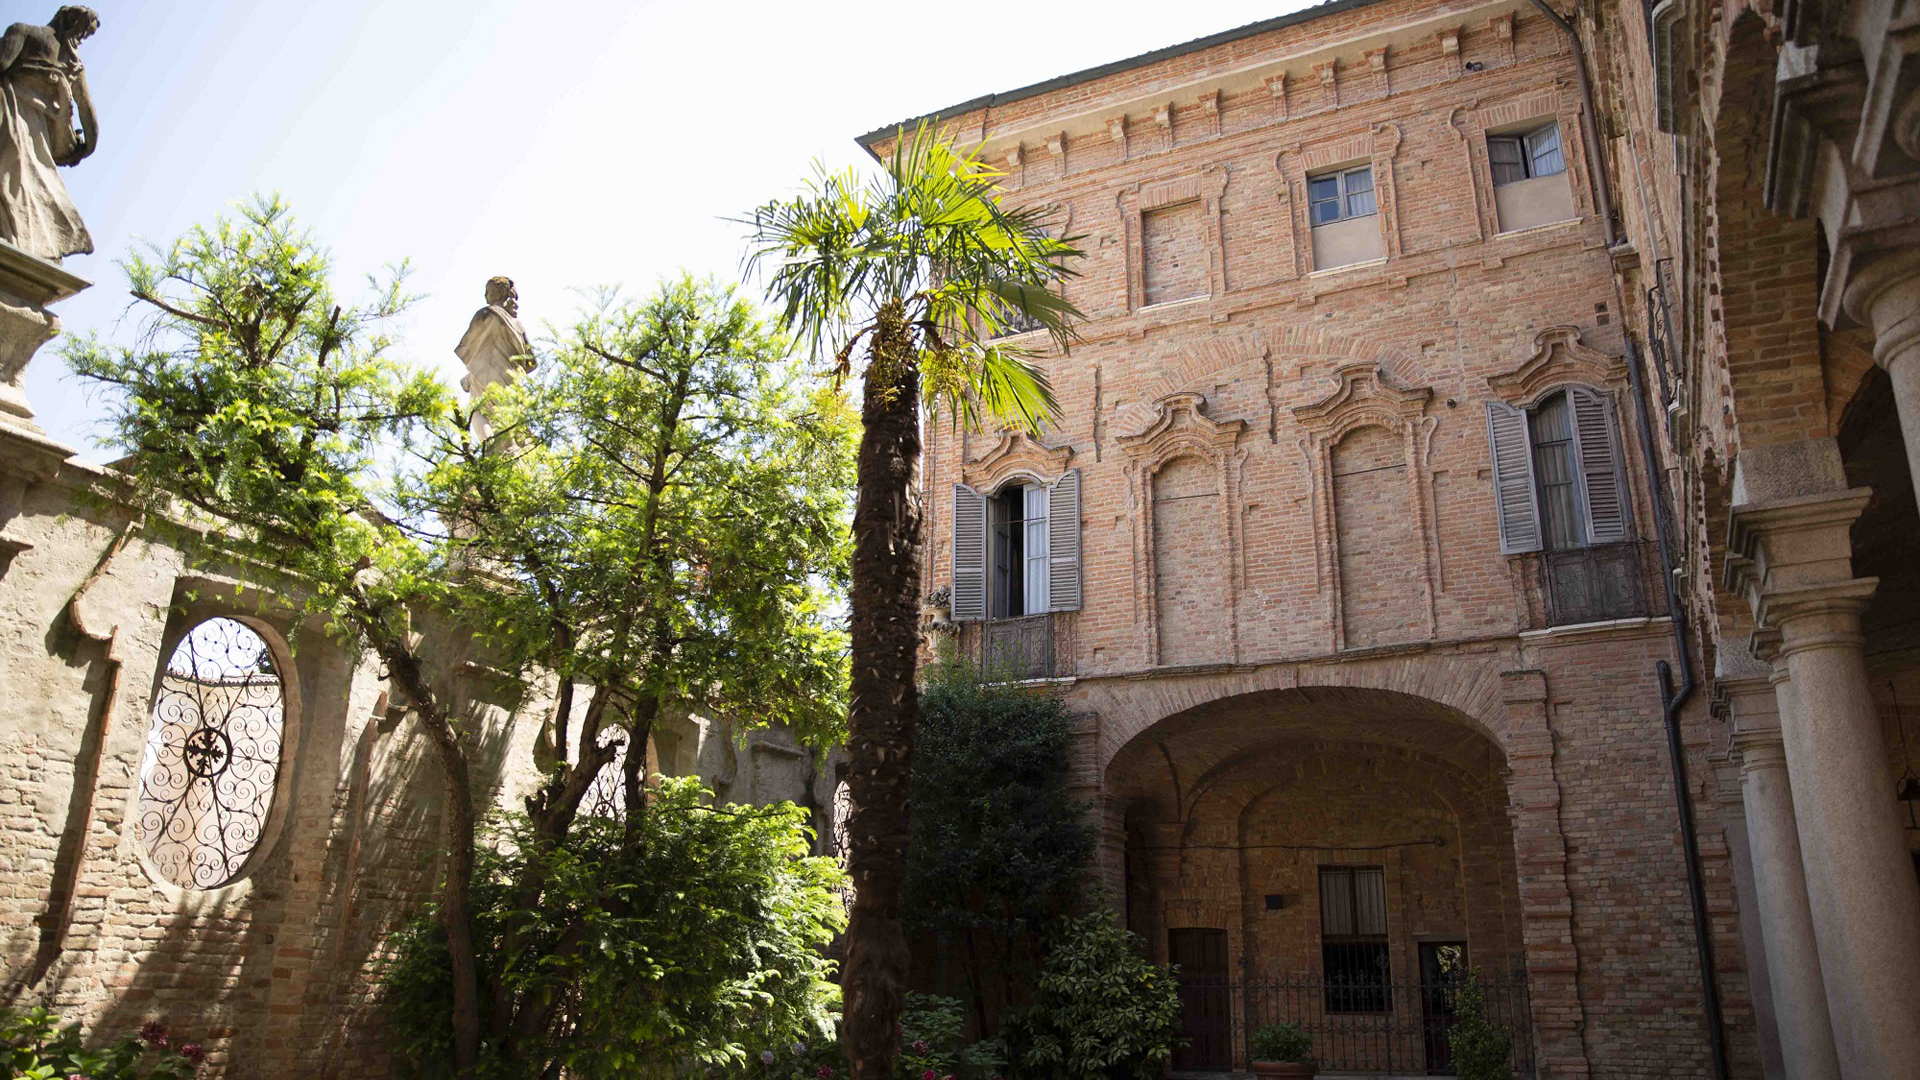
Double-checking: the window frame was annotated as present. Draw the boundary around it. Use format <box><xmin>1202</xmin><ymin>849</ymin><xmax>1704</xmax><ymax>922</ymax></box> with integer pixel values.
<box><xmin>1488</xmin><ymin>122</ymin><xmax>1567</xmax><ymax>187</ymax></box>
<box><xmin>1318</xmin><ymin>865</ymin><xmax>1392</xmax><ymax>1015</ymax></box>
<box><xmin>1308</xmin><ymin>165</ymin><xmax>1378</xmax><ymax>226</ymax></box>
<box><xmin>988</xmin><ymin>481</ymin><xmax>1050</xmax><ymax>618</ymax></box>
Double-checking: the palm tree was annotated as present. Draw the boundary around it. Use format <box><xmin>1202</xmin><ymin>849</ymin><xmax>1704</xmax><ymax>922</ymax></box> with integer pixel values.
<box><xmin>746</xmin><ymin>126</ymin><xmax>1081</xmax><ymax>1080</ymax></box>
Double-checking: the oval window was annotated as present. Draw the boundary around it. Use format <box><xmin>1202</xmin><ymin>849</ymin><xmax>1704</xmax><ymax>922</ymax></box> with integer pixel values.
<box><xmin>134</xmin><ymin>617</ymin><xmax>287</xmax><ymax>888</ymax></box>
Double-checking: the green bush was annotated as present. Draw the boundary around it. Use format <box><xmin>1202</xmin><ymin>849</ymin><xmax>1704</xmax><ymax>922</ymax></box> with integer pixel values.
<box><xmin>729</xmin><ymin>995</ymin><xmax>1003</xmax><ymax>1080</ymax></box>
<box><xmin>905</xmin><ymin>668</ymin><xmax>1095</xmax><ymax>1028</ymax></box>
<box><xmin>1248</xmin><ymin>1022</ymin><xmax>1312</xmax><ymax>1064</ymax></box>
<box><xmin>1447</xmin><ymin>972</ymin><xmax>1514</xmax><ymax>1080</ymax></box>
<box><xmin>1003</xmin><ymin>912</ymin><xmax>1182</xmax><ymax>1080</ymax></box>
<box><xmin>383</xmin><ymin>777</ymin><xmax>845</xmax><ymax>1079</ymax></box>
<box><xmin>2</xmin><ymin>1008</ymin><xmax>203</xmax><ymax>1079</ymax></box>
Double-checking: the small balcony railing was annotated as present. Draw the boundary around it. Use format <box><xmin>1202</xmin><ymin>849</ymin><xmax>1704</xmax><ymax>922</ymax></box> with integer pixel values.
<box><xmin>980</xmin><ymin>614</ymin><xmax>1054</xmax><ymax>680</ymax></box>
<box><xmin>1516</xmin><ymin>540</ymin><xmax>1657</xmax><ymax>629</ymax></box>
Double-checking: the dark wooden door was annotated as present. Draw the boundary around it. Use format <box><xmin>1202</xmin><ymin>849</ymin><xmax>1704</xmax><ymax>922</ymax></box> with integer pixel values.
<box><xmin>1419</xmin><ymin>942</ymin><xmax>1468</xmax><ymax>1075</ymax></box>
<box><xmin>1169</xmin><ymin>927</ymin><xmax>1231</xmax><ymax>1071</ymax></box>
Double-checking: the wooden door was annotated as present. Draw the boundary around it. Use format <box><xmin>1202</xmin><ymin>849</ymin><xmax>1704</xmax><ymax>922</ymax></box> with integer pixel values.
<box><xmin>1169</xmin><ymin>927</ymin><xmax>1231</xmax><ymax>1071</ymax></box>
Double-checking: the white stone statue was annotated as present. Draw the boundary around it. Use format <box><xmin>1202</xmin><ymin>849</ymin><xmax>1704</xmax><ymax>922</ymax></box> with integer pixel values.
<box><xmin>0</xmin><ymin>6</ymin><xmax>99</xmax><ymax>263</ymax></box>
<box><xmin>454</xmin><ymin>276</ymin><xmax>533</xmax><ymax>441</ymax></box>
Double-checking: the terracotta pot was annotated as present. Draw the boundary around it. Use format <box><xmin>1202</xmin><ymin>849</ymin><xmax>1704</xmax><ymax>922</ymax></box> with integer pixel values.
<box><xmin>1249</xmin><ymin>1062</ymin><xmax>1315</xmax><ymax>1079</ymax></box>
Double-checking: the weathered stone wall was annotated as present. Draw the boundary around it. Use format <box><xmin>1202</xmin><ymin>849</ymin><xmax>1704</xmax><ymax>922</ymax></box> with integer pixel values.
<box><xmin>0</xmin><ymin>424</ymin><xmax>836</xmax><ymax>1076</ymax></box>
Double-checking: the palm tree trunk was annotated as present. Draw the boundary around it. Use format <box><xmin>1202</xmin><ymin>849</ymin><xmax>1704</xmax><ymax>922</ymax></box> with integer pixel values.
<box><xmin>842</xmin><ymin>299</ymin><xmax>922</xmax><ymax>1080</ymax></box>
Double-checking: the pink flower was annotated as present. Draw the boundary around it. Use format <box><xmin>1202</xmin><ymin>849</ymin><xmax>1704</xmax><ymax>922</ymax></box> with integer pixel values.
<box><xmin>139</xmin><ymin>1020</ymin><xmax>168</xmax><ymax>1047</ymax></box>
<box><xmin>179</xmin><ymin>1043</ymin><xmax>207</xmax><ymax>1064</ymax></box>
<box><xmin>921</xmin><ymin>1070</ymin><xmax>936</xmax><ymax>1080</ymax></box>
<box><xmin>912</xmin><ymin>1041</ymin><xmax>928</xmax><ymax>1054</ymax></box>
<box><xmin>816</xmin><ymin>1068</ymin><xmax>834</xmax><ymax>1079</ymax></box>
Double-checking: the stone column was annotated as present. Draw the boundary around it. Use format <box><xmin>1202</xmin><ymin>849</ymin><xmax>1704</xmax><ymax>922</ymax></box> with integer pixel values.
<box><xmin>1844</xmin><ymin>250</ymin><xmax>1920</xmax><ymax>512</ymax></box>
<box><xmin>1729</xmin><ymin>489</ymin><xmax>1920</xmax><ymax>1079</ymax></box>
<box><xmin>1725</xmin><ymin>669</ymin><xmax>1840</xmax><ymax>1080</ymax></box>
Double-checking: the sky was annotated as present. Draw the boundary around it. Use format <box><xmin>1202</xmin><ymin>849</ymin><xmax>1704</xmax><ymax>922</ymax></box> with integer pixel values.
<box><xmin>25</xmin><ymin>0</ymin><xmax>1321</xmax><ymax>455</ymax></box>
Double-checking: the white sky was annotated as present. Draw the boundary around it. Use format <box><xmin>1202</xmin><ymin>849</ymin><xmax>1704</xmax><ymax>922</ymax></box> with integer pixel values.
<box><xmin>28</xmin><ymin>0</ymin><xmax>1320</xmax><ymax>453</ymax></box>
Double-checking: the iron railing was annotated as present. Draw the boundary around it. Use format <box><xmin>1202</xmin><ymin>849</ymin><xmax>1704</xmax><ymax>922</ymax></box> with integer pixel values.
<box><xmin>1174</xmin><ymin>975</ymin><xmax>1535</xmax><ymax>1076</ymax></box>
<box><xmin>979</xmin><ymin>614</ymin><xmax>1053</xmax><ymax>679</ymax></box>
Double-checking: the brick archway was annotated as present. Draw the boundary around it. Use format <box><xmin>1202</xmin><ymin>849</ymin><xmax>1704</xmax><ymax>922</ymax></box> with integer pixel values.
<box><xmin>1070</xmin><ymin>661</ymin><xmax>1590</xmax><ymax>1077</ymax></box>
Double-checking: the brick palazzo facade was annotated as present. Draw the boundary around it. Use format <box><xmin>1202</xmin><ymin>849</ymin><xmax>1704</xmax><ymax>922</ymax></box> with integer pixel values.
<box><xmin>875</xmin><ymin>0</ymin><xmax>1919</xmax><ymax>1076</ymax></box>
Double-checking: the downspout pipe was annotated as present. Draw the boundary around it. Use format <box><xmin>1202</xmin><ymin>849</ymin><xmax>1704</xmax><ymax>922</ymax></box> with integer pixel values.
<box><xmin>1626</xmin><ymin>337</ymin><xmax>1730</xmax><ymax>1080</ymax></box>
<box><xmin>1528</xmin><ymin>0</ymin><xmax>1621</xmax><ymax>246</ymax></box>
<box><xmin>1532</xmin><ymin>1</ymin><xmax>1722</xmax><ymax>1069</ymax></box>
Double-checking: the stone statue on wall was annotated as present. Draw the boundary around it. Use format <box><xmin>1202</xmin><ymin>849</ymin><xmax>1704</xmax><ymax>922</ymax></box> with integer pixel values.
<box><xmin>454</xmin><ymin>276</ymin><xmax>533</xmax><ymax>440</ymax></box>
<box><xmin>0</xmin><ymin>6</ymin><xmax>100</xmax><ymax>263</ymax></box>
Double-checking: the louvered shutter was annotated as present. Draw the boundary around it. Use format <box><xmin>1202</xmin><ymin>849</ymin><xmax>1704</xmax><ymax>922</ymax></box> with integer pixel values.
<box><xmin>1046</xmin><ymin>469</ymin><xmax>1082</xmax><ymax>611</ymax></box>
<box><xmin>1487</xmin><ymin>401</ymin><xmax>1543</xmax><ymax>554</ymax></box>
<box><xmin>951</xmin><ymin>484</ymin><xmax>987</xmax><ymax>621</ymax></box>
<box><xmin>1569</xmin><ymin>386</ymin><xmax>1629</xmax><ymax>544</ymax></box>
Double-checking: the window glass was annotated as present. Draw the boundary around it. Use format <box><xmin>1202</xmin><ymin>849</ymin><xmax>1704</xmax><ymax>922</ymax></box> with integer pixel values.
<box><xmin>1346</xmin><ymin>169</ymin><xmax>1377</xmax><ymax>217</ymax></box>
<box><xmin>1308</xmin><ymin>174</ymin><xmax>1342</xmax><ymax>225</ymax></box>
<box><xmin>1529</xmin><ymin>392</ymin><xmax>1585</xmax><ymax>549</ymax></box>
<box><xmin>1527</xmin><ymin>123</ymin><xmax>1565</xmax><ymax>177</ymax></box>
<box><xmin>1319</xmin><ymin>866</ymin><xmax>1391</xmax><ymax>1012</ymax></box>
<box><xmin>1023</xmin><ymin>484</ymin><xmax>1050</xmax><ymax>613</ymax></box>
<box><xmin>1309</xmin><ymin>168</ymin><xmax>1376</xmax><ymax>225</ymax></box>
<box><xmin>990</xmin><ymin>483</ymin><xmax>1050</xmax><ymax>617</ymax></box>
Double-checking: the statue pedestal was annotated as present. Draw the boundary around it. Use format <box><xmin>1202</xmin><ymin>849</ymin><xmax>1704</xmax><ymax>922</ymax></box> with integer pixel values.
<box><xmin>0</xmin><ymin>239</ymin><xmax>89</xmax><ymax>431</ymax></box>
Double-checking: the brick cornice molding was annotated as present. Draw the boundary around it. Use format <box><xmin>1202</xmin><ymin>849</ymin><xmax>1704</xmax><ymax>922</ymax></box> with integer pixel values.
<box><xmin>1485</xmin><ymin>325</ymin><xmax>1627</xmax><ymax>405</ymax></box>
<box><xmin>1118</xmin><ymin>391</ymin><xmax>1247</xmax><ymax>463</ymax></box>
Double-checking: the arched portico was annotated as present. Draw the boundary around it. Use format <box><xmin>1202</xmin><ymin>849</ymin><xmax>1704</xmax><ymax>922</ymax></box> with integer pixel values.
<box><xmin>1081</xmin><ymin>668</ymin><xmax>1584</xmax><ymax>1077</ymax></box>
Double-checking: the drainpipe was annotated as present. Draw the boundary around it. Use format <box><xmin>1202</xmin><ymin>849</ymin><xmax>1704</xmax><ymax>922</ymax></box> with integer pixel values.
<box><xmin>1530</xmin><ymin>1</ymin><xmax>1724</xmax><ymax>1070</ymax></box>
<box><xmin>1626</xmin><ymin>338</ymin><xmax>1730</xmax><ymax>1080</ymax></box>
<box><xmin>1528</xmin><ymin>0</ymin><xmax>1621</xmax><ymax>245</ymax></box>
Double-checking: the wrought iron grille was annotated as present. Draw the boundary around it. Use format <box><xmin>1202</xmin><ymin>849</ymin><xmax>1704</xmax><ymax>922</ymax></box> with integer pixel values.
<box><xmin>1226</xmin><ymin>974</ymin><xmax>1536</xmax><ymax>1076</ymax></box>
<box><xmin>135</xmin><ymin>618</ymin><xmax>286</xmax><ymax>889</ymax></box>
<box><xmin>980</xmin><ymin>614</ymin><xmax>1053</xmax><ymax>679</ymax></box>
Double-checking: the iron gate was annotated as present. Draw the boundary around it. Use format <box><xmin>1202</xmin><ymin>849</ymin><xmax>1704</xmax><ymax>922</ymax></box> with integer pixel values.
<box><xmin>1171</xmin><ymin>974</ymin><xmax>1535</xmax><ymax>1076</ymax></box>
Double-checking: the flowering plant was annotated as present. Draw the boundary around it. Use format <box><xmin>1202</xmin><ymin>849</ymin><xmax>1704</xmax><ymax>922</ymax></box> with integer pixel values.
<box><xmin>2</xmin><ymin>1008</ymin><xmax>202</xmax><ymax>1079</ymax></box>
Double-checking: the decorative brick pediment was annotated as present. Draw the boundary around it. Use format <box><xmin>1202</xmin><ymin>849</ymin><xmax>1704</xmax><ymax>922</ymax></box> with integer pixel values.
<box><xmin>1486</xmin><ymin>326</ymin><xmax>1626</xmax><ymax>407</ymax></box>
<box><xmin>1292</xmin><ymin>362</ymin><xmax>1433</xmax><ymax>443</ymax></box>
<box><xmin>1118</xmin><ymin>392</ymin><xmax>1247</xmax><ymax>467</ymax></box>
<box><xmin>964</xmin><ymin>429</ymin><xmax>1073</xmax><ymax>490</ymax></box>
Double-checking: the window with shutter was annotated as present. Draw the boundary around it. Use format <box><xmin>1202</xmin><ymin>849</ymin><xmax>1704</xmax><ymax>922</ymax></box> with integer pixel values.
<box><xmin>1046</xmin><ymin>469</ymin><xmax>1082</xmax><ymax>611</ymax></box>
<box><xmin>951</xmin><ymin>484</ymin><xmax>987</xmax><ymax>621</ymax></box>
<box><xmin>1569</xmin><ymin>387</ymin><xmax>1628</xmax><ymax>543</ymax></box>
<box><xmin>1486</xmin><ymin>401</ymin><xmax>1543</xmax><ymax>554</ymax></box>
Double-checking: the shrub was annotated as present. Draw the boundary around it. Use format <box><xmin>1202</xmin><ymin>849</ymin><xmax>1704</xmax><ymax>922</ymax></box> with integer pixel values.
<box><xmin>1248</xmin><ymin>1022</ymin><xmax>1312</xmax><ymax>1064</ymax></box>
<box><xmin>905</xmin><ymin>668</ymin><xmax>1094</xmax><ymax>1028</ymax></box>
<box><xmin>383</xmin><ymin>778</ymin><xmax>845</xmax><ymax>1079</ymax></box>
<box><xmin>1003</xmin><ymin>913</ymin><xmax>1181</xmax><ymax>1080</ymax></box>
<box><xmin>2</xmin><ymin>1008</ymin><xmax>203</xmax><ymax>1079</ymax></box>
<box><xmin>730</xmin><ymin>995</ymin><xmax>1002</xmax><ymax>1080</ymax></box>
<box><xmin>1447</xmin><ymin>972</ymin><xmax>1514</xmax><ymax>1080</ymax></box>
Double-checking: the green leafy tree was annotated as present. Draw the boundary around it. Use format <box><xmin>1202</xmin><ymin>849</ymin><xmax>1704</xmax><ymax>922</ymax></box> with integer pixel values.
<box><xmin>745</xmin><ymin>125</ymin><xmax>1082</xmax><ymax>1080</ymax></box>
<box><xmin>1003</xmin><ymin>912</ymin><xmax>1182</xmax><ymax>1080</ymax></box>
<box><xmin>384</xmin><ymin>778</ymin><xmax>846</xmax><ymax>1079</ymax></box>
<box><xmin>905</xmin><ymin>668</ymin><xmax>1094</xmax><ymax>1031</ymax></box>
<box><xmin>67</xmin><ymin>201</ymin><xmax>855</xmax><ymax>1077</ymax></box>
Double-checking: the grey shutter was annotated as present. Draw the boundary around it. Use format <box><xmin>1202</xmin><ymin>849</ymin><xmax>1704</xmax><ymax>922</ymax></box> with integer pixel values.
<box><xmin>1570</xmin><ymin>386</ymin><xmax>1629</xmax><ymax>544</ymax></box>
<box><xmin>951</xmin><ymin>483</ymin><xmax>987</xmax><ymax>621</ymax></box>
<box><xmin>1487</xmin><ymin>401</ymin><xmax>1543</xmax><ymax>554</ymax></box>
<box><xmin>1047</xmin><ymin>469</ymin><xmax>1082</xmax><ymax>611</ymax></box>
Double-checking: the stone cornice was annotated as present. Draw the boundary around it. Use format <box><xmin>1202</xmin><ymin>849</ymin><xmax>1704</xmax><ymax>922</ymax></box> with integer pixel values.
<box><xmin>954</xmin><ymin>0</ymin><xmax>1532</xmax><ymax>161</ymax></box>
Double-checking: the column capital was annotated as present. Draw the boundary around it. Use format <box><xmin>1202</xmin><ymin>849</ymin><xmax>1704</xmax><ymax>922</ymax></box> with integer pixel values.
<box><xmin>1733</xmin><ymin>727</ymin><xmax>1790</xmax><ymax>772</ymax></box>
<box><xmin>1843</xmin><ymin>249</ymin><xmax>1920</xmax><ymax>371</ymax></box>
<box><xmin>1757</xmin><ymin>578</ymin><xmax>1878</xmax><ymax>657</ymax></box>
<box><xmin>1725</xmin><ymin>487</ymin><xmax>1870</xmax><ymax>605</ymax></box>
